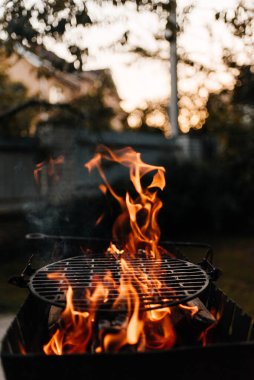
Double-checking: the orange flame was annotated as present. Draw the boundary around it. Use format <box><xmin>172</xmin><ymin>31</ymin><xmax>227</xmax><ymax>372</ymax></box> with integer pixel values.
<box><xmin>144</xmin><ymin>308</ymin><xmax>176</xmax><ymax>350</ymax></box>
<box><xmin>42</xmin><ymin>145</ymin><xmax>213</xmax><ymax>356</ymax></box>
<box><xmin>199</xmin><ymin>308</ymin><xmax>221</xmax><ymax>346</ymax></box>
<box><xmin>34</xmin><ymin>155</ymin><xmax>64</xmax><ymax>185</ymax></box>
<box><xmin>43</xmin><ymin>256</ymin><xmax>177</xmax><ymax>354</ymax></box>
<box><xmin>43</xmin><ymin>286</ymin><xmax>92</xmax><ymax>355</ymax></box>
<box><xmin>179</xmin><ymin>304</ymin><xmax>199</xmax><ymax>317</ymax></box>
<box><xmin>85</xmin><ymin>145</ymin><xmax>165</xmax><ymax>258</ymax></box>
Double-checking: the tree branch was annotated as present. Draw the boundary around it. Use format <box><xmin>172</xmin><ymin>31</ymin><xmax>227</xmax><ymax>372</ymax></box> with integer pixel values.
<box><xmin>0</xmin><ymin>99</ymin><xmax>86</xmax><ymax>121</ymax></box>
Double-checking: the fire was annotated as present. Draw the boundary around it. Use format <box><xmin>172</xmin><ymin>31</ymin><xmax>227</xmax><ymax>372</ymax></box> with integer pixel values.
<box><xmin>42</xmin><ymin>145</ymin><xmax>212</xmax><ymax>356</ymax></box>
<box><xmin>43</xmin><ymin>286</ymin><xmax>92</xmax><ymax>355</ymax></box>
<box><xmin>34</xmin><ymin>155</ymin><xmax>64</xmax><ymax>185</ymax></box>
<box><xmin>199</xmin><ymin>308</ymin><xmax>221</xmax><ymax>346</ymax></box>
<box><xmin>179</xmin><ymin>304</ymin><xmax>199</xmax><ymax>317</ymax></box>
<box><xmin>43</xmin><ymin>263</ymin><xmax>176</xmax><ymax>354</ymax></box>
<box><xmin>85</xmin><ymin>145</ymin><xmax>165</xmax><ymax>258</ymax></box>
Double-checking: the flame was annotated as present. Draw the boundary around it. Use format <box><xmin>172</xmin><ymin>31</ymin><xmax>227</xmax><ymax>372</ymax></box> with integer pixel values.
<box><xmin>103</xmin><ymin>274</ymin><xmax>144</xmax><ymax>352</ymax></box>
<box><xmin>199</xmin><ymin>308</ymin><xmax>221</xmax><ymax>346</ymax></box>
<box><xmin>34</xmin><ymin>155</ymin><xmax>64</xmax><ymax>185</ymax></box>
<box><xmin>43</xmin><ymin>256</ymin><xmax>177</xmax><ymax>354</ymax></box>
<box><xmin>85</xmin><ymin>145</ymin><xmax>165</xmax><ymax>258</ymax></box>
<box><xmin>179</xmin><ymin>304</ymin><xmax>199</xmax><ymax>317</ymax></box>
<box><xmin>144</xmin><ymin>308</ymin><xmax>176</xmax><ymax>350</ymax></box>
<box><xmin>42</xmin><ymin>145</ymin><xmax>216</xmax><ymax>356</ymax></box>
<box><xmin>43</xmin><ymin>286</ymin><xmax>92</xmax><ymax>355</ymax></box>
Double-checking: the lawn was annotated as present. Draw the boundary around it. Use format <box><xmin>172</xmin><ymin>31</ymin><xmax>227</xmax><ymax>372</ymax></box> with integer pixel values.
<box><xmin>211</xmin><ymin>236</ymin><xmax>254</xmax><ymax>317</ymax></box>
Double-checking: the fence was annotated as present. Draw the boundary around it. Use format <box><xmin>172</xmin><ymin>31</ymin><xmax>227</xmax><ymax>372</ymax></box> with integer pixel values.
<box><xmin>0</xmin><ymin>138</ymin><xmax>39</xmax><ymax>213</ymax></box>
<box><xmin>0</xmin><ymin>130</ymin><xmax>207</xmax><ymax>214</ymax></box>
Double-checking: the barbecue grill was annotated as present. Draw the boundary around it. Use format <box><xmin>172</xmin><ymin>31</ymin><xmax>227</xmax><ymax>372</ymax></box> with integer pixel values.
<box><xmin>1</xmin><ymin>236</ymin><xmax>254</xmax><ymax>380</ymax></box>
<box><xmin>29</xmin><ymin>254</ymin><xmax>209</xmax><ymax>312</ymax></box>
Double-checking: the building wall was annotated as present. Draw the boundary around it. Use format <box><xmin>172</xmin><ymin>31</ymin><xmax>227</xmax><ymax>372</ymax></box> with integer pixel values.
<box><xmin>6</xmin><ymin>55</ymin><xmax>82</xmax><ymax>102</ymax></box>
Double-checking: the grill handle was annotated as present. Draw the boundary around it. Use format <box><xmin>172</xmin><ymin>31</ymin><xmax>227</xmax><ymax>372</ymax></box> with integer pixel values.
<box><xmin>26</xmin><ymin>233</ymin><xmax>105</xmax><ymax>242</ymax></box>
<box><xmin>25</xmin><ymin>234</ymin><xmax>221</xmax><ymax>280</ymax></box>
<box><xmin>8</xmin><ymin>255</ymin><xmax>36</xmax><ymax>288</ymax></box>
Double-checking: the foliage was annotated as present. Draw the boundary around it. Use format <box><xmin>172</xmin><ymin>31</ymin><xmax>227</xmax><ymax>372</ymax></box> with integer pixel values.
<box><xmin>206</xmin><ymin>64</ymin><xmax>254</xmax><ymax>150</ymax></box>
<box><xmin>157</xmin><ymin>64</ymin><xmax>254</xmax><ymax>236</ymax></box>
<box><xmin>1</xmin><ymin>0</ymin><xmax>253</xmax><ymax>135</ymax></box>
<box><xmin>1</xmin><ymin>0</ymin><xmax>92</xmax><ymax>70</ymax></box>
<box><xmin>126</xmin><ymin>101</ymin><xmax>169</xmax><ymax>135</ymax></box>
<box><xmin>0</xmin><ymin>1</ymin><xmax>174</xmax><ymax>70</ymax></box>
<box><xmin>201</xmin><ymin>64</ymin><xmax>254</xmax><ymax>233</ymax></box>
<box><xmin>37</xmin><ymin>70</ymin><xmax>127</xmax><ymax>132</ymax></box>
<box><xmin>216</xmin><ymin>1</ymin><xmax>254</xmax><ymax>64</ymax></box>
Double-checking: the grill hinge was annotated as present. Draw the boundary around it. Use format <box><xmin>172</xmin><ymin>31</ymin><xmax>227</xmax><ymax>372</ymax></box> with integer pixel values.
<box><xmin>8</xmin><ymin>255</ymin><xmax>36</xmax><ymax>288</ymax></box>
<box><xmin>198</xmin><ymin>258</ymin><xmax>222</xmax><ymax>281</ymax></box>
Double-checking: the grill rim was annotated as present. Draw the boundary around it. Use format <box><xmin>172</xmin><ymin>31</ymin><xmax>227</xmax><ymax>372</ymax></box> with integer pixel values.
<box><xmin>28</xmin><ymin>253</ymin><xmax>210</xmax><ymax>312</ymax></box>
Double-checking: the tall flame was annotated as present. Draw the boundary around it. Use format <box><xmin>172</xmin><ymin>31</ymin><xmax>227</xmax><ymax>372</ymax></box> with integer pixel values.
<box><xmin>85</xmin><ymin>145</ymin><xmax>165</xmax><ymax>258</ymax></box>
<box><xmin>41</xmin><ymin>145</ymin><xmax>211</xmax><ymax>356</ymax></box>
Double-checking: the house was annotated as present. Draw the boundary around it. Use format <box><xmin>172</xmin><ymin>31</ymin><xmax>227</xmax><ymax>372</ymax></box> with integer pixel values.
<box><xmin>0</xmin><ymin>45</ymin><xmax>128</xmax><ymax>214</ymax></box>
<box><xmin>5</xmin><ymin>44</ymin><xmax>124</xmax><ymax>131</ymax></box>
<box><xmin>0</xmin><ymin>45</ymin><xmax>206</xmax><ymax>216</ymax></box>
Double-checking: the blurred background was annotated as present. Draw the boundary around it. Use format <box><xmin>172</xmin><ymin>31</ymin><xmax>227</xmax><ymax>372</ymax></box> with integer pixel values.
<box><xmin>0</xmin><ymin>0</ymin><xmax>253</xmax><ymax>322</ymax></box>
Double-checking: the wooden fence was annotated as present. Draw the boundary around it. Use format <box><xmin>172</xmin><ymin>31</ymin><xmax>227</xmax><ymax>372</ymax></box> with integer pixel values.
<box><xmin>0</xmin><ymin>131</ymin><xmax>206</xmax><ymax>213</ymax></box>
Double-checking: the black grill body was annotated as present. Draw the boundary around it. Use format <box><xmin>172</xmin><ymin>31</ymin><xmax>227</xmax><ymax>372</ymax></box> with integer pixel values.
<box><xmin>1</xmin><ymin>239</ymin><xmax>254</xmax><ymax>380</ymax></box>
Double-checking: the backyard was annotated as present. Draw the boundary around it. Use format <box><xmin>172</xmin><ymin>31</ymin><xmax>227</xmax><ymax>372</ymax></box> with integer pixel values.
<box><xmin>0</xmin><ymin>223</ymin><xmax>254</xmax><ymax>317</ymax></box>
<box><xmin>0</xmin><ymin>0</ymin><xmax>253</xmax><ymax>378</ymax></box>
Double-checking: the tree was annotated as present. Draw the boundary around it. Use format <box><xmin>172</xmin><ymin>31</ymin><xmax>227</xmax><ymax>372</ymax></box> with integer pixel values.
<box><xmin>216</xmin><ymin>1</ymin><xmax>254</xmax><ymax>65</ymax></box>
<box><xmin>0</xmin><ymin>1</ymin><xmax>175</xmax><ymax>70</ymax></box>
<box><xmin>40</xmin><ymin>70</ymin><xmax>127</xmax><ymax>132</ymax></box>
<box><xmin>204</xmin><ymin>64</ymin><xmax>254</xmax><ymax>231</ymax></box>
<box><xmin>1</xmin><ymin>0</ymin><xmax>253</xmax><ymax>134</ymax></box>
<box><xmin>126</xmin><ymin>101</ymin><xmax>169</xmax><ymax>135</ymax></box>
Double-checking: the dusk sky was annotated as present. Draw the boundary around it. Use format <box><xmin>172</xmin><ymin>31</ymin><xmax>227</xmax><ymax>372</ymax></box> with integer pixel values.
<box><xmin>83</xmin><ymin>0</ymin><xmax>240</xmax><ymax>111</ymax></box>
<box><xmin>0</xmin><ymin>0</ymin><xmax>246</xmax><ymax>133</ymax></box>
<box><xmin>42</xmin><ymin>0</ymin><xmax>241</xmax><ymax>114</ymax></box>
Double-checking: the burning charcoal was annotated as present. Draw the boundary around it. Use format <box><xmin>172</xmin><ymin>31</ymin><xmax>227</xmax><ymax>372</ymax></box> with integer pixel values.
<box><xmin>173</xmin><ymin>300</ymin><xmax>217</xmax><ymax>346</ymax></box>
<box><xmin>48</xmin><ymin>305</ymin><xmax>63</xmax><ymax>328</ymax></box>
<box><xmin>98</xmin><ymin>312</ymin><xmax>127</xmax><ymax>330</ymax></box>
<box><xmin>188</xmin><ymin>298</ymin><xmax>216</xmax><ymax>325</ymax></box>
<box><xmin>91</xmin><ymin>312</ymin><xmax>128</xmax><ymax>353</ymax></box>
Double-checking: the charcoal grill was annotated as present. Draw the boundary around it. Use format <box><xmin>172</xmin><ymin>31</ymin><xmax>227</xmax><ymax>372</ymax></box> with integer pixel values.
<box><xmin>1</xmin><ymin>237</ymin><xmax>254</xmax><ymax>380</ymax></box>
<box><xmin>29</xmin><ymin>255</ymin><xmax>209</xmax><ymax>312</ymax></box>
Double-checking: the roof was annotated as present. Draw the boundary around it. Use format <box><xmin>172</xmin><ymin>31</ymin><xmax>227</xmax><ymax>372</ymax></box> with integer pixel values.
<box><xmin>14</xmin><ymin>44</ymin><xmax>113</xmax><ymax>92</ymax></box>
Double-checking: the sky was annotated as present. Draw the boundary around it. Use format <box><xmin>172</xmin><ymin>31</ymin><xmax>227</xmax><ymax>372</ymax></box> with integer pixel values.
<box><xmin>0</xmin><ymin>0</ymin><xmax>246</xmax><ymax>132</ymax></box>
<box><xmin>80</xmin><ymin>0</ymin><xmax>240</xmax><ymax>112</ymax></box>
<box><xmin>44</xmin><ymin>0</ymin><xmax>241</xmax><ymax>115</ymax></box>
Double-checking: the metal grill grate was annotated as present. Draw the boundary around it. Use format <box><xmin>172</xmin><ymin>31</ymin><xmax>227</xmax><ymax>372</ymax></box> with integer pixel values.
<box><xmin>29</xmin><ymin>255</ymin><xmax>209</xmax><ymax>312</ymax></box>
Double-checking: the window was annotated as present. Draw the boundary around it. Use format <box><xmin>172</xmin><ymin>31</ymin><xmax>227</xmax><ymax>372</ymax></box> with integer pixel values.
<box><xmin>49</xmin><ymin>85</ymin><xmax>65</xmax><ymax>103</ymax></box>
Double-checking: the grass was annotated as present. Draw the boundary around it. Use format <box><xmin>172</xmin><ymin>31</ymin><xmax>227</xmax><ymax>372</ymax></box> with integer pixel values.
<box><xmin>179</xmin><ymin>235</ymin><xmax>254</xmax><ymax>318</ymax></box>
<box><xmin>0</xmin><ymin>236</ymin><xmax>253</xmax><ymax>318</ymax></box>
<box><xmin>212</xmin><ymin>236</ymin><xmax>254</xmax><ymax>317</ymax></box>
